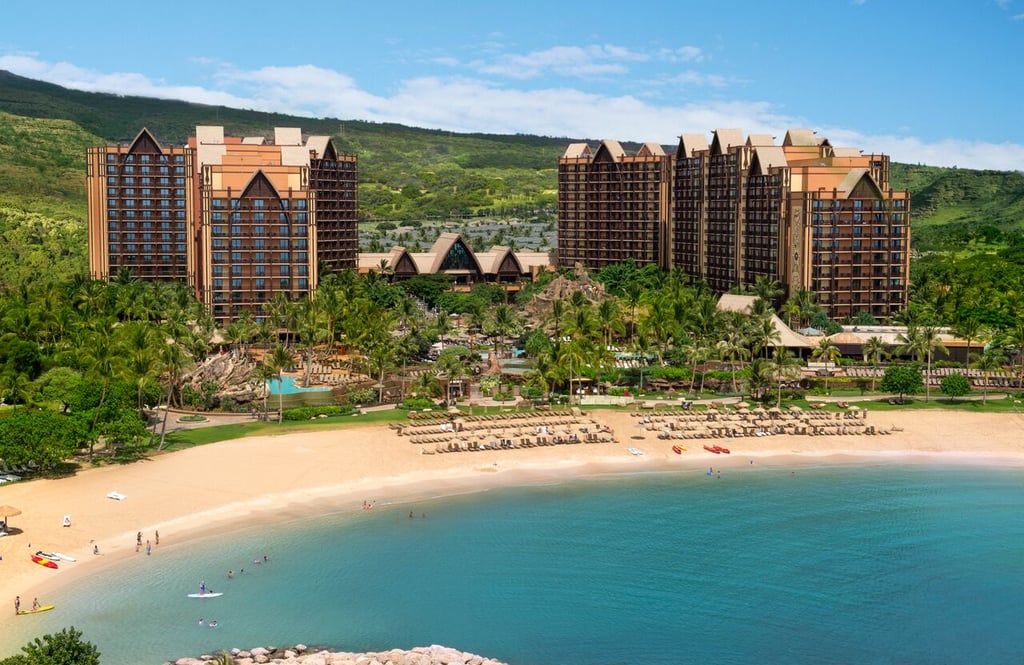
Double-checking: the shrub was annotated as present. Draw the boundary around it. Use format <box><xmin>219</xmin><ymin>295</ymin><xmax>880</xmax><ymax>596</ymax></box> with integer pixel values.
<box><xmin>281</xmin><ymin>405</ymin><xmax>356</xmax><ymax>421</ymax></box>
<box><xmin>400</xmin><ymin>397</ymin><xmax>436</xmax><ymax>410</ymax></box>
<box><xmin>345</xmin><ymin>388</ymin><xmax>377</xmax><ymax>406</ymax></box>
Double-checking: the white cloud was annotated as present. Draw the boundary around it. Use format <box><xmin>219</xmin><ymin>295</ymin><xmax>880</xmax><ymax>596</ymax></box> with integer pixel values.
<box><xmin>1</xmin><ymin>54</ymin><xmax>1021</xmax><ymax>170</ymax></box>
<box><xmin>468</xmin><ymin>44</ymin><xmax>644</xmax><ymax>80</ymax></box>
<box><xmin>657</xmin><ymin>46</ymin><xmax>705</xmax><ymax>63</ymax></box>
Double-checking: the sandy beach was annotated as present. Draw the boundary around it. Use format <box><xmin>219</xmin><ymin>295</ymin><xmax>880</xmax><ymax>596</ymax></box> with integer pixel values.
<box><xmin>2</xmin><ymin>407</ymin><xmax>1023</xmax><ymax>630</ymax></box>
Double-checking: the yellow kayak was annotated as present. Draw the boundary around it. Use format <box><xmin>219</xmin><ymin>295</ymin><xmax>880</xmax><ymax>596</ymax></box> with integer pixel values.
<box><xmin>17</xmin><ymin>605</ymin><xmax>55</xmax><ymax>615</ymax></box>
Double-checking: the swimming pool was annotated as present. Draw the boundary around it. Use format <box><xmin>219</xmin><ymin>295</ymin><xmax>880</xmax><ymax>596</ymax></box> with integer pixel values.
<box><xmin>266</xmin><ymin>375</ymin><xmax>332</xmax><ymax>395</ymax></box>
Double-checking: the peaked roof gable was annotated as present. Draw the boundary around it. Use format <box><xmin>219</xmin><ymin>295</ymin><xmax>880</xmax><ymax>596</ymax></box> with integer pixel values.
<box><xmin>711</xmin><ymin>129</ymin><xmax>744</xmax><ymax>155</ymax></box>
<box><xmin>593</xmin><ymin>139</ymin><xmax>627</xmax><ymax>163</ymax></box>
<box><xmin>127</xmin><ymin>127</ymin><xmax>164</xmax><ymax>154</ymax></box>
<box><xmin>239</xmin><ymin>170</ymin><xmax>282</xmax><ymax>200</ymax></box>
<box><xmin>749</xmin><ymin>146</ymin><xmax>788</xmax><ymax>175</ymax></box>
<box><xmin>563</xmin><ymin>143</ymin><xmax>592</xmax><ymax>159</ymax></box>
<box><xmin>843</xmin><ymin>169</ymin><xmax>885</xmax><ymax>199</ymax></box>
<box><xmin>677</xmin><ymin>133</ymin><xmax>709</xmax><ymax>158</ymax></box>
<box><xmin>429</xmin><ymin>233</ymin><xmax>483</xmax><ymax>274</ymax></box>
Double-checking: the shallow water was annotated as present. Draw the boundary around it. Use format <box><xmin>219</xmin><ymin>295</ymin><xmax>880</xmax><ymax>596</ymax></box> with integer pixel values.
<box><xmin>7</xmin><ymin>465</ymin><xmax>1024</xmax><ymax>664</ymax></box>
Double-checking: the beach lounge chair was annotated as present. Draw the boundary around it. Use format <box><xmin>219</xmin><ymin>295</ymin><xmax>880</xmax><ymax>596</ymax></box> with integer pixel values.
<box><xmin>106</xmin><ymin>491</ymin><xmax>128</xmax><ymax>501</ymax></box>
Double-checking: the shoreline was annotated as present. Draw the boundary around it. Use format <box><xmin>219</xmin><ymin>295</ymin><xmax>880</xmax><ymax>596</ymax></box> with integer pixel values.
<box><xmin>2</xmin><ymin>407</ymin><xmax>1023</xmax><ymax>634</ymax></box>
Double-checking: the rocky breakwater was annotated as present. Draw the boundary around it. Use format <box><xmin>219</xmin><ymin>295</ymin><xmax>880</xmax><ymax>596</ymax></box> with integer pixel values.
<box><xmin>166</xmin><ymin>644</ymin><xmax>508</xmax><ymax>665</ymax></box>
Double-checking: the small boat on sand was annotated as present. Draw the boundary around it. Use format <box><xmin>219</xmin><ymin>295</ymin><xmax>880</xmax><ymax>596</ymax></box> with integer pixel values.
<box><xmin>31</xmin><ymin>554</ymin><xmax>58</xmax><ymax>569</ymax></box>
<box><xmin>671</xmin><ymin>445</ymin><xmax>685</xmax><ymax>455</ymax></box>
<box><xmin>704</xmin><ymin>444</ymin><xmax>720</xmax><ymax>454</ymax></box>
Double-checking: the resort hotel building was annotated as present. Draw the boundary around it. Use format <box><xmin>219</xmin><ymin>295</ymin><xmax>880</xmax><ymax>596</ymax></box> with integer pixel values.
<box><xmin>558</xmin><ymin>129</ymin><xmax>911</xmax><ymax>321</ymax></box>
<box><xmin>86</xmin><ymin>126</ymin><xmax>358</xmax><ymax>326</ymax></box>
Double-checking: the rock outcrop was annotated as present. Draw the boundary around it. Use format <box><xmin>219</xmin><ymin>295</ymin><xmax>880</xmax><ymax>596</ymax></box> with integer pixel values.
<box><xmin>166</xmin><ymin>644</ymin><xmax>507</xmax><ymax>665</ymax></box>
<box><xmin>178</xmin><ymin>352</ymin><xmax>262</xmax><ymax>407</ymax></box>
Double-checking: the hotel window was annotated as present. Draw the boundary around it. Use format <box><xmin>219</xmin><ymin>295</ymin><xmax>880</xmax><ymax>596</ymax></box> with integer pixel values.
<box><xmin>232</xmin><ymin>279</ymin><xmax>243</xmax><ymax>290</ymax></box>
<box><xmin>255</xmin><ymin>279</ymin><xmax>266</xmax><ymax>289</ymax></box>
<box><xmin>279</xmin><ymin>278</ymin><xmax>291</xmax><ymax>289</ymax></box>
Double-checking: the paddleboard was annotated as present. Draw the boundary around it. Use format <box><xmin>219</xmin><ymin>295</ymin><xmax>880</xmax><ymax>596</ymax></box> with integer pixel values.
<box><xmin>17</xmin><ymin>605</ymin><xmax>55</xmax><ymax>615</ymax></box>
<box><xmin>51</xmin><ymin>552</ymin><xmax>77</xmax><ymax>562</ymax></box>
<box><xmin>31</xmin><ymin>555</ymin><xmax>58</xmax><ymax>569</ymax></box>
<box><xmin>187</xmin><ymin>592</ymin><xmax>223</xmax><ymax>598</ymax></box>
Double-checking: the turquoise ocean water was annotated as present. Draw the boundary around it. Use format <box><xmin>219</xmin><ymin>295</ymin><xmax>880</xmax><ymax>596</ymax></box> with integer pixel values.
<box><xmin>7</xmin><ymin>465</ymin><xmax>1024</xmax><ymax>664</ymax></box>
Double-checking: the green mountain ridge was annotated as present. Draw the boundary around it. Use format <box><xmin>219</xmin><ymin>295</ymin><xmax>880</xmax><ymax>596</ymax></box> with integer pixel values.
<box><xmin>1</xmin><ymin>70</ymin><xmax>1023</xmax><ymax>289</ymax></box>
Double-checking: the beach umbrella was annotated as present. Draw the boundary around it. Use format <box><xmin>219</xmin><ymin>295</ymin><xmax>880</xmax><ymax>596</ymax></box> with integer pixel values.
<box><xmin>0</xmin><ymin>504</ymin><xmax>21</xmax><ymax>531</ymax></box>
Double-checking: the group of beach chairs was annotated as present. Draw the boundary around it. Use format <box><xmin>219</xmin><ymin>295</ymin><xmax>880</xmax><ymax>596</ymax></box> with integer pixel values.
<box><xmin>421</xmin><ymin>431</ymin><xmax>610</xmax><ymax>455</ymax></box>
<box><xmin>394</xmin><ymin>408</ymin><xmax>614</xmax><ymax>455</ymax></box>
<box><xmin>0</xmin><ymin>460</ymin><xmax>41</xmax><ymax>484</ymax></box>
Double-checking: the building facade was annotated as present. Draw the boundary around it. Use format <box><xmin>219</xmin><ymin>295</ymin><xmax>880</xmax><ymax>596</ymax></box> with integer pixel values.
<box><xmin>557</xmin><ymin>141</ymin><xmax>671</xmax><ymax>271</ymax></box>
<box><xmin>87</xmin><ymin>126</ymin><xmax>358</xmax><ymax>325</ymax></box>
<box><xmin>559</xmin><ymin>129</ymin><xmax>910</xmax><ymax>320</ymax></box>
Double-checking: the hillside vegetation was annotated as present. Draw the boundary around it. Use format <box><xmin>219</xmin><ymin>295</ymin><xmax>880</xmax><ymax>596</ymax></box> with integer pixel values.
<box><xmin>1</xmin><ymin>69</ymin><xmax>1023</xmax><ymax>289</ymax></box>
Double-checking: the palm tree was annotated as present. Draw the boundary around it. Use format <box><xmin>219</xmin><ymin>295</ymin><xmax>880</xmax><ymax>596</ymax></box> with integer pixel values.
<box><xmin>952</xmin><ymin>316</ymin><xmax>983</xmax><ymax>362</ymax></box>
<box><xmin>751</xmin><ymin>315</ymin><xmax>781</xmax><ymax>359</ymax></box>
<box><xmin>899</xmin><ymin>326</ymin><xmax>946</xmax><ymax>401</ymax></box>
<box><xmin>781</xmin><ymin>300</ymin><xmax>801</xmax><ymax>330</ymax></box>
<box><xmin>410</xmin><ymin>369</ymin><xmax>442</xmax><ymax>400</ymax></box>
<box><xmin>811</xmin><ymin>337</ymin><xmax>842</xmax><ymax>393</ymax></box>
<box><xmin>265</xmin><ymin>345</ymin><xmax>295</xmax><ymax>423</ymax></box>
<box><xmin>596</xmin><ymin>298</ymin><xmax>624</xmax><ymax>351</ymax></box>
<box><xmin>861</xmin><ymin>335</ymin><xmax>887</xmax><ymax>391</ymax></box>
<box><xmin>80</xmin><ymin>320</ymin><xmax>127</xmax><ymax>460</ymax></box>
<box><xmin>768</xmin><ymin>348</ymin><xmax>802</xmax><ymax>409</ymax></box>
<box><xmin>717</xmin><ymin>328</ymin><xmax>750</xmax><ymax>394</ymax></box>
<box><xmin>433</xmin><ymin>310</ymin><xmax>454</xmax><ymax>349</ymax></box>
<box><xmin>155</xmin><ymin>341</ymin><xmax>192</xmax><ymax>451</ymax></box>
<box><xmin>546</xmin><ymin>297</ymin><xmax>566</xmax><ymax>341</ymax></box>
<box><xmin>490</xmin><ymin>303</ymin><xmax>521</xmax><ymax>357</ymax></box>
<box><xmin>436</xmin><ymin>352</ymin><xmax>467</xmax><ymax>405</ymax></box>
<box><xmin>752</xmin><ymin>275</ymin><xmax>783</xmax><ymax>305</ymax></box>
<box><xmin>1001</xmin><ymin>320</ymin><xmax>1024</xmax><ymax>388</ymax></box>
<box><xmin>623</xmin><ymin>281</ymin><xmax>644</xmax><ymax>343</ymax></box>
<box><xmin>970</xmin><ymin>346</ymin><xmax>1007</xmax><ymax>404</ymax></box>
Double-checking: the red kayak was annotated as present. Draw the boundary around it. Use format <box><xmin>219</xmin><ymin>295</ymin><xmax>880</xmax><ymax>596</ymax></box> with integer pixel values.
<box><xmin>31</xmin><ymin>555</ymin><xmax>58</xmax><ymax>569</ymax></box>
<box><xmin>703</xmin><ymin>444</ymin><xmax>721</xmax><ymax>454</ymax></box>
<box><xmin>716</xmin><ymin>445</ymin><xmax>731</xmax><ymax>455</ymax></box>
<box><xmin>672</xmin><ymin>445</ymin><xmax>683</xmax><ymax>455</ymax></box>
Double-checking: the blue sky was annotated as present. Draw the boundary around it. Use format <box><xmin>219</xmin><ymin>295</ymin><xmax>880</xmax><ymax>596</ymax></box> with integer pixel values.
<box><xmin>2</xmin><ymin>0</ymin><xmax>1022</xmax><ymax>169</ymax></box>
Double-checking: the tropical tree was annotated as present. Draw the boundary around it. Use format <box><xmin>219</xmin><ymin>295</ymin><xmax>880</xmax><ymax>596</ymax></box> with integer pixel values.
<box><xmin>861</xmin><ymin>335</ymin><xmax>888</xmax><ymax>391</ymax></box>
<box><xmin>265</xmin><ymin>345</ymin><xmax>295</xmax><ymax>423</ymax></box>
<box><xmin>716</xmin><ymin>327</ymin><xmax>750</xmax><ymax>394</ymax></box>
<box><xmin>767</xmin><ymin>347</ymin><xmax>802</xmax><ymax>408</ymax></box>
<box><xmin>811</xmin><ymin>337</ymin><xmax>842</xmax><ymax>392</ymax></box>
<box><xmin>1</xmin><ymin>626</ymin><xmax>101</xmax><ymax>665</ymax></box>
<box><xmin>79</xmin><ymin>320</ymin><xmax>126</xmax><ymax>459</ymax></box>
<box><xmin>752</xmin><ymin>275</ymin><xmax>783</xmax><ymax>305</ymax></box>
<box><xmin>939</xmin><ymin>373</ymin><xmax>971</xmax><ymax>402</ymax></box>
<box><xmin>489</xmin><ymin>303</ymin><xmax>521</xmax><ymax>356</ymax></box>
<box><xmin>970</xmin><ymin>346</ymin><xmax>1007</xmax><ymax>404</ymax></box>
<box><xmin>898</xmin><ymin>325</ymin><xmax>947</xmax><ymax>401</ymax></box>
<box><xmin>881</xmin><ymin>364</ymin><xmax>923</xmax><ymax>403</ymax></box>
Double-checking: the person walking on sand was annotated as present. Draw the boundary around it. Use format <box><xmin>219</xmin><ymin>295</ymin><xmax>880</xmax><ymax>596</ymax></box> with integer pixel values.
<box><xmin>155</xmin><ymin>530</ymin><xmax>159</xmax><ymax>545</ymax></box>
<box><xmin>146</xmin><ymin>540</ymin><xmax>151</xmax><ymax>556</ymax></box>
<box><xmin>14</xmin><ymin>596</ymin><xmax>19</xmax><ymax>615</ymax></box>
<box><xmin>137</xmin><ymin>531</ymin><xmax>142</xmax><ymax>546</ymax></box>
